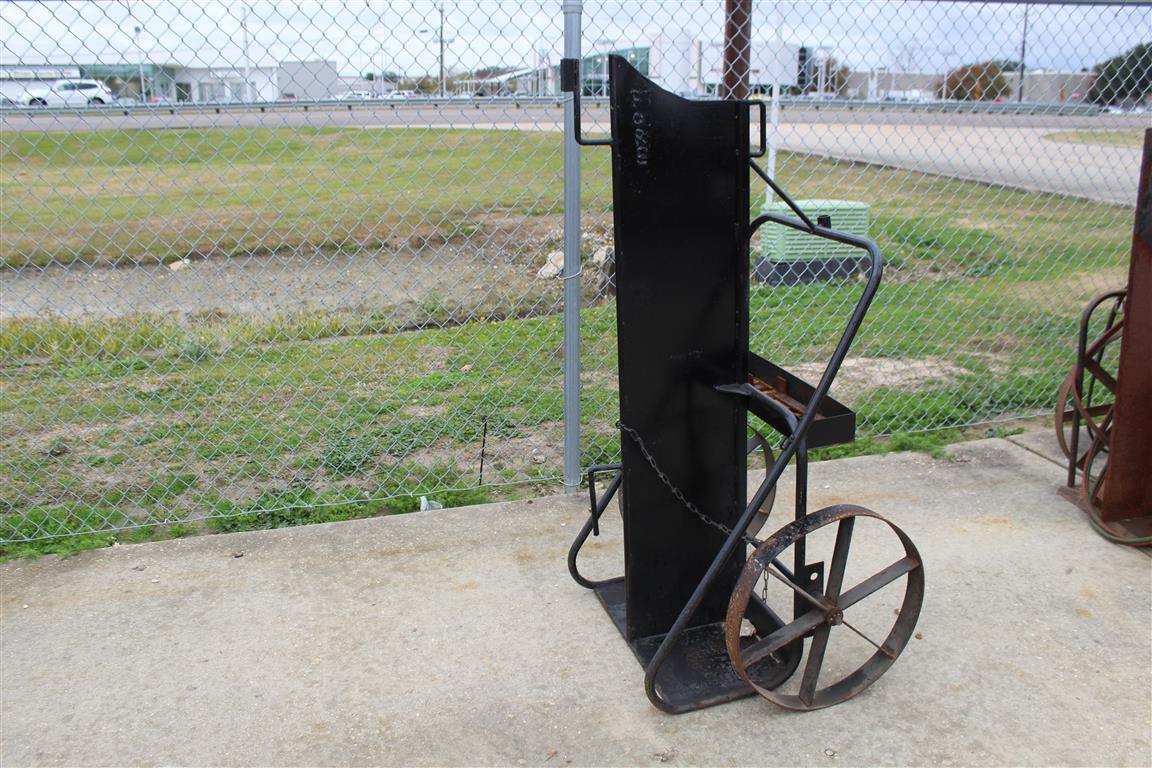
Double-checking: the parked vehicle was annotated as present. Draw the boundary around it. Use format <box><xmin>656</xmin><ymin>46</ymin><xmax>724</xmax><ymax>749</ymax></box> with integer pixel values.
<box><xmin>381</xmin><ymin>90</ymin><xmax>416</xmax><ymax>101</ymax></box>
<box><xmin>25</xmin><ymin>79</ymin><xmax>115</xmax><ymax>107</ymax></box>
<box><xmin>334</xmin><ymin>90</ymin><xmax>372</xmax><ymax>101</ymax></box>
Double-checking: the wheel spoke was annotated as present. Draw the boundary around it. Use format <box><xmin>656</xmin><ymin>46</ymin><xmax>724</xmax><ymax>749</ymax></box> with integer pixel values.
<box><xmin>841</xmin><ymin>618</ymin><xmax>896</xmax><ymax>660</ymax></box>
<box><xmin>748</xmin><ymin>592</ymin><xmax>787</xmax><ymax>634</ymax></box>
<box><xmin>742</xmin><ymin>607</ymin><xmax>825</xmax><ymax>667</ymax></box>
<box><xmin>839</xmin><ymin>556</ymin><xmax>919</xmax><ymax>610</ymax></box>
<box><xmin>1083</xmin><ymin>359</ymin><xmax>1117</xmax><ymax>393</ymax></box>
<box><xmin>799</xmin><ymin>625</ymin><xmax>831</xmax><ymax>706</ymax></box>
<box><xmin>767</xmin><ymin>565</ymin><xmax>831</xmax><ymax>611</ymax></box>
<box><xmin>825</xmin><ymin>516</ymin><xmax>855</xmax><ymax>601</ymax></box>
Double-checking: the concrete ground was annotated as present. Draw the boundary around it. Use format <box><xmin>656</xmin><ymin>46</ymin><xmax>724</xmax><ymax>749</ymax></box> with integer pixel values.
<box><xmin>2</xmin><ymin>434</ymin><xmax>1149</xmax><ymax>767</ymax></box>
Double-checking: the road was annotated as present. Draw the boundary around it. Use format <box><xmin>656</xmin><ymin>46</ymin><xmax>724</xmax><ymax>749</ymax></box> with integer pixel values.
<box><xmin>2</xmin><ymin>104</ymin><xmax>1145</xmax><ymax>204</ymax></box>
<box><xmin>774</xmin><ymin>121</ymin><xmax>1144</xmax><ymax>205</ymax></box>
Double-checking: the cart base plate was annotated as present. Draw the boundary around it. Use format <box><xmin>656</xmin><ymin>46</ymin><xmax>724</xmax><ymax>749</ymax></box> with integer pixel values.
<box><xmin>594</xmin><ymin>578</ymin><xmax>801</xmax><ymax>712</ymax></box>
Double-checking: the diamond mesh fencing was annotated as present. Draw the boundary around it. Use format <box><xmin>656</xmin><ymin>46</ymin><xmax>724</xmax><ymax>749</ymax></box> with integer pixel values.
<box><xmin>575</xmin><ymin>0</ymin><xmax>1149</xmax><ymax>466</ymax></box>
<box><xmin>1</xmin><ymin>1</ymin><xmax>1148</xmax><ymax>546</ymax></box>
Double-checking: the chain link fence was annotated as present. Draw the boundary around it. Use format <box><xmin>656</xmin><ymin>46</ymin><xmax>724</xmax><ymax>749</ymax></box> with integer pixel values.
<box><xmin>1</xmin><ymin>1</ymin><xmax>1148</xmax><ymax>547</ymax></box>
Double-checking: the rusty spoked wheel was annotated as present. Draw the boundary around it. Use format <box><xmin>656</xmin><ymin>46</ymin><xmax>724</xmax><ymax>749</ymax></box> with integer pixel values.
<box><xmin>1055</xmin><ymin>317</ymin><xmax>1124</xmax><ymax>459</ymax></box>
<box><xmin>746</xmin><ymin>428</ymin><xmax>777</xmax><ymax>538</ymax></box>
<box><xmin>1054</xmin><ymin>370</ymin><xmax>1086</xmax><ymax>463</ymax></box>
<box><xmin>725</xmin><ymin>505</ymin><xmax>924</xmax><ymax>711</ymax></box>
<box><xmin>1081</xmin><ymin>426</ymin><xmax>1112</xmax><ymax>510</ymax></box>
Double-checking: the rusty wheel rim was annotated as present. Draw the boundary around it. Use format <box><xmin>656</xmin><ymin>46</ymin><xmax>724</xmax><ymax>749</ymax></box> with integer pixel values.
<box><xmin>1054</xmin><ymin>369</ymin><xmax>1077</xmax><ymax>460</ymax></box>
<box><xmin>745</xmin><ymin>428</ymin><xmax>777</xmax><ymax>538</ymax></box>
<box><xmin>1070</xmin><ymin>320</ymin><xmax>1124</xmax><ymax>449</ymax></box>
<box><xmin>1082</xmin><ymin>425</ymin><xmax>1112</xmax><ymax>510</ymax></box>
<box><xmin>725</xmin><ymin>505</ymin><xmax>924</xmax><ymax>711</ymax></box>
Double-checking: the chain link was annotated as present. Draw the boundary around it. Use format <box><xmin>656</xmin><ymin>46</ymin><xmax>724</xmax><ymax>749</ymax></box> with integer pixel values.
<box><xmin>0</xmin><ymin>1</ymin><xmax>1144</xmax><ymax>545</ymax></box>
<box><xmin>617</xmin><ymin>421</ymin><xmax>764</xmax><ymax>548</ymax></box>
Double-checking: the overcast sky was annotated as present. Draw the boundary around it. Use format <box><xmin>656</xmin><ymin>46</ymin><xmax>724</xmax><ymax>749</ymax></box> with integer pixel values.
<box><xmin>1</xmin><ymin>1</ymin><xmax>1148</xmax><ymax>77</ymax></box>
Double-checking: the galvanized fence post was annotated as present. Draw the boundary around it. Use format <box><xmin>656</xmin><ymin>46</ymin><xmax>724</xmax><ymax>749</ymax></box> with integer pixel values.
<box><xmin>562</xmin><ymin>0</ymin><xmax>583</xmax><ymax>492</ymax></box>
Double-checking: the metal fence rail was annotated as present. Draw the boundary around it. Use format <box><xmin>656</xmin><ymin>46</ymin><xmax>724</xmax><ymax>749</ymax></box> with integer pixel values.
<box><xmin>1</xmin><ymin>0</ymin><xmax>1148</xmax><ymax>545</ymax></box>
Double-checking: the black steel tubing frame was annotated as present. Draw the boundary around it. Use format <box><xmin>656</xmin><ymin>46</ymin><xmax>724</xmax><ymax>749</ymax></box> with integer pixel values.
<box><xmin>642</xmin><ymin>218</ymin><xmax>882</xmax><ymax>713</ymax></box>
<box><xmin>562</xmin><ymin>56</ymin><xmax>884</xmax><ymax>712</ymax></box>
<box><xmin>565</xmin><ymin>193</ymin><xmax>885</xmax><ymax>714</ymax></box>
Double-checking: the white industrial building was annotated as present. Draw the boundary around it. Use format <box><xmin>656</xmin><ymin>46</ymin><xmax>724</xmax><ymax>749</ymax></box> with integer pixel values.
<box><xmin>653</xmin><ymin>33</ymin><xmax>800</xmax><ymax>95</ymax></box>
<box><xmin>474</xmin><ymin>34</ymin><xmax>801</xmax><ymax>98</ymax></box>
<box><xmin>0</xmin><ymin>58</ymin><xmax>342</xmax><ymax>103</ymax></box>
<box><xmin>278</xmin><ymin>60</ymin><xmax>343</xmax><ymax>100</ymax></box>
<box><xmin>172</xmin><ymin>62</ymin><xmax>279</xmax><ymax>103</ymax></box>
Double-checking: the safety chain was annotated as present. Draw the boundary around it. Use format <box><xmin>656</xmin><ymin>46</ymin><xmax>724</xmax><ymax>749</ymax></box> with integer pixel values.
<box><xmin>617</xmin><ymin>421</ymin><xmax>764</xmax><ymax>548</ymax></box>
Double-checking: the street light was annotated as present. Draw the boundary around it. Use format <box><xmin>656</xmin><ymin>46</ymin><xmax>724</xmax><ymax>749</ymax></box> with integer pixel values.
<box><xmin>133</xmin><ymin>24</ymin><xmax>146</xmax><ymax>101</ymax></box>
<box><xmin>417</xmin><ymin>2</ymin><xmax>455</xmax><ymax>97</ymax></box>
<box><xmin>941</xmin><ymin>48</ymin><xmax>957</xmax><ymax>101</ymax></box>
<box><xmin>1017</xmin><ymin>2</ymin><xmax>1030</xmax><ymax>103</ymax></box>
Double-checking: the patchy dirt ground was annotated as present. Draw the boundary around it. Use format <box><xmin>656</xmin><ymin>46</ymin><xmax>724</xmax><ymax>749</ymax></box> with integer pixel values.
<box><xmin>792</xmin><ymin>355</ymin><xmax>975</xmax><ymax>400</ymax></box>
<box><xmin>0</xmin><ymin>223</ymin><xmax>572</xmax><ymax>321</ymax></box>
<box><xmin>1</xmin><ymin>246</ymin><xmax>541</xmax><ymax>322</ymax></box>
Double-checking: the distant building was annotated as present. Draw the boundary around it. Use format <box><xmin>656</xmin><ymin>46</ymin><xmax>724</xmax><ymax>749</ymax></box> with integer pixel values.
<box><xmin>577</xmin><ymin>36</ymin><xmax>799</xmax><ymax>97</ymax></box>
<box><xmin>338</xmin><ymin>74</ymin><xmax>399</xmax><ymax>96</ymax></box>
<box><xmin>278</xmin><ymin>60</ymin><xmax>342</xmax><ymax>100</ymax></box>
<box><xmin>0</xmin><ymin>58</ymin><xmax>340</xmax><ymax>103</ymax></box>
<box><xmin>170</xmin><ymin>64</ymin><xmax>275</xmax><ymax>102</ymax></box>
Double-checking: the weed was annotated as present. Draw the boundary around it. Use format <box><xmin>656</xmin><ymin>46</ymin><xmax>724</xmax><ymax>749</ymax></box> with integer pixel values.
<box><xmin>320</xmin><ymin>433</ymin><xmax>378</xmax><ymax>476</ymax></box>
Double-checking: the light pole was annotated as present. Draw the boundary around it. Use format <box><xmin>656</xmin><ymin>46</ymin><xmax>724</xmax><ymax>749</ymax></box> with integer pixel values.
<box><xmin>941</xmin><ymin>48</ymin><xmax>957</xmax><ymax>101</ymax></box>
<box><xmin>379</xmin><ymin>45</ymin><xmax>387</xmax><ymax>96</ymax></box>
<box><xmin>133</xmin><ymin>24</ymin><xmax>146</xmax><ymax>101</ymax></box>
<box><xmin>1017</xmin><ymin>2</ymin><xmax>1030</xmax><ymax>103</ymax></box>
<box><xmin>418</xmin><ymin>3</ymin><xmax>454</xmax><ymax>96</ymax></box>
<box><xmin>241</xmin><ymin>1</ymin><xmax>252</xmax><ymax>102</ymax></box>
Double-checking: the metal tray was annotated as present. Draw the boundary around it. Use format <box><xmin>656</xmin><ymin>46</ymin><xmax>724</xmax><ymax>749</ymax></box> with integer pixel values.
<box><xmin>747</xmin><ymin>353</ymin><xmax>856</xmax><ymax>449</ymax></box>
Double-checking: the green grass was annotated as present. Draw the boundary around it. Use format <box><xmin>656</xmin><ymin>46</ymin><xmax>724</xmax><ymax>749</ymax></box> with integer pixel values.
<box><xmin>0</xmin><ymin>128</ymin><xmax>1133</xmax><ymax>553</ymax></box>
<box><xmin>0</xmin><ymin>127</ymin><xmax>610</xmax><ymax>268</ymax></box>
<box><xmin>0</xmin><ymin>502</ymin><xmax>202</xmax><ymax>560</ymax></box>
<box><xmin>1043</xmin><ymin>130</ymin><xmax>1145</xmax><ymax>149</ymax></box>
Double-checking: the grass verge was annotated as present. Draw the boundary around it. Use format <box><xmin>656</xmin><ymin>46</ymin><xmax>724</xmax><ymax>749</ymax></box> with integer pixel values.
<box><xmin>1042</xmin><ymin>129</ymin><xmax>1145</xmax><ymax>149</ymax></box>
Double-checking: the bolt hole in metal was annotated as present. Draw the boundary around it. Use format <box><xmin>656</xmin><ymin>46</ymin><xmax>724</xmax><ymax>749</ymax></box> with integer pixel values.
<box><xmin>727</xmin><ymin>506</ymin><xmax>924</xmax><ymax>711</ymax></box>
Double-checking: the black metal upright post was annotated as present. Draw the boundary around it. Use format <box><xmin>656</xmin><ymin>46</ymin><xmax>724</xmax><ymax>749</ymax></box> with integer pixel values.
<box><xmin>608</xmin><ymin>56</ymin><xmax>751</xmax><ymax>642</ymax></box>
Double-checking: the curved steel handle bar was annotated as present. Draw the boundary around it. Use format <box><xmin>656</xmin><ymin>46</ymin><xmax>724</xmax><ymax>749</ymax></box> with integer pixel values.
<box><xmin>1075</xmin><ymin>289</ymin><xmax>1126</xmax><ymax>379</ymax></box>
<box><xmin>586</xmin><ymin>463</ymin><xmax>623</xmax><ymax>537</ymax></box>
<box><xmin>714</xmin><ymin>383</ymin><xmax>799</xmax><ymax>435</ymax></box>
<box><xmin>749</xmin><ymin>101</ymin><xmax>767</xmax><ymax>158</ymax></box>
<box><xmin>568</xmin><ymin>465</ymin><xmax>624</xmax><ymax>589</ymax></box>
<box><xmin>643</xmin><ymin>209</ymin><xmax>885</xmax><ymax>713</ymax></box>
<box><xmin>560</xmin><ymin>58</ymin><xmax>613</xmax><ymax>147</ymax></box>
<box><xmin>750</xmin><ymin>160</ymin><xmax>817</xmax><ymax>232</ymax></box>
<box><xmin>562</xmin><ymin>61</ymin><xmax>766</xmax><ymax>153</ymax></box>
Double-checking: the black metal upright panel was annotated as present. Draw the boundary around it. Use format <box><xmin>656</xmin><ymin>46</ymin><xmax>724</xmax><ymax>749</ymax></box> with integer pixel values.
<box><xmin>609</xmin><ymin>56</ymin><xmax>751</xmax><ymax>640</ymax></box>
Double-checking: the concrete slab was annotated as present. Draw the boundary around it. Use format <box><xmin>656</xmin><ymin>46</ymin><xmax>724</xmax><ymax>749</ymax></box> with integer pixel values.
<box><xmin>2</xmin><ymin>438</ymin><xmax>1149</xmax><ymax>767</ymax></box>
<box><xmin>1007</xmin><ymin>428</ymin><xmax>1071</xmax><ymax>469</ymax></box>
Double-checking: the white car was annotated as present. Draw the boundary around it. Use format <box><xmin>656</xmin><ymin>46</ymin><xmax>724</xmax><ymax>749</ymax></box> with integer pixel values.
<box><xmin>25</xmin><ymin>79</ymin><xmax>115</xmax><ymax>107</ymax></box>
<box><xmin>334</xmin><ymin>90</ymin><xmax>372</xmax><ymax>101</ymax></box>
